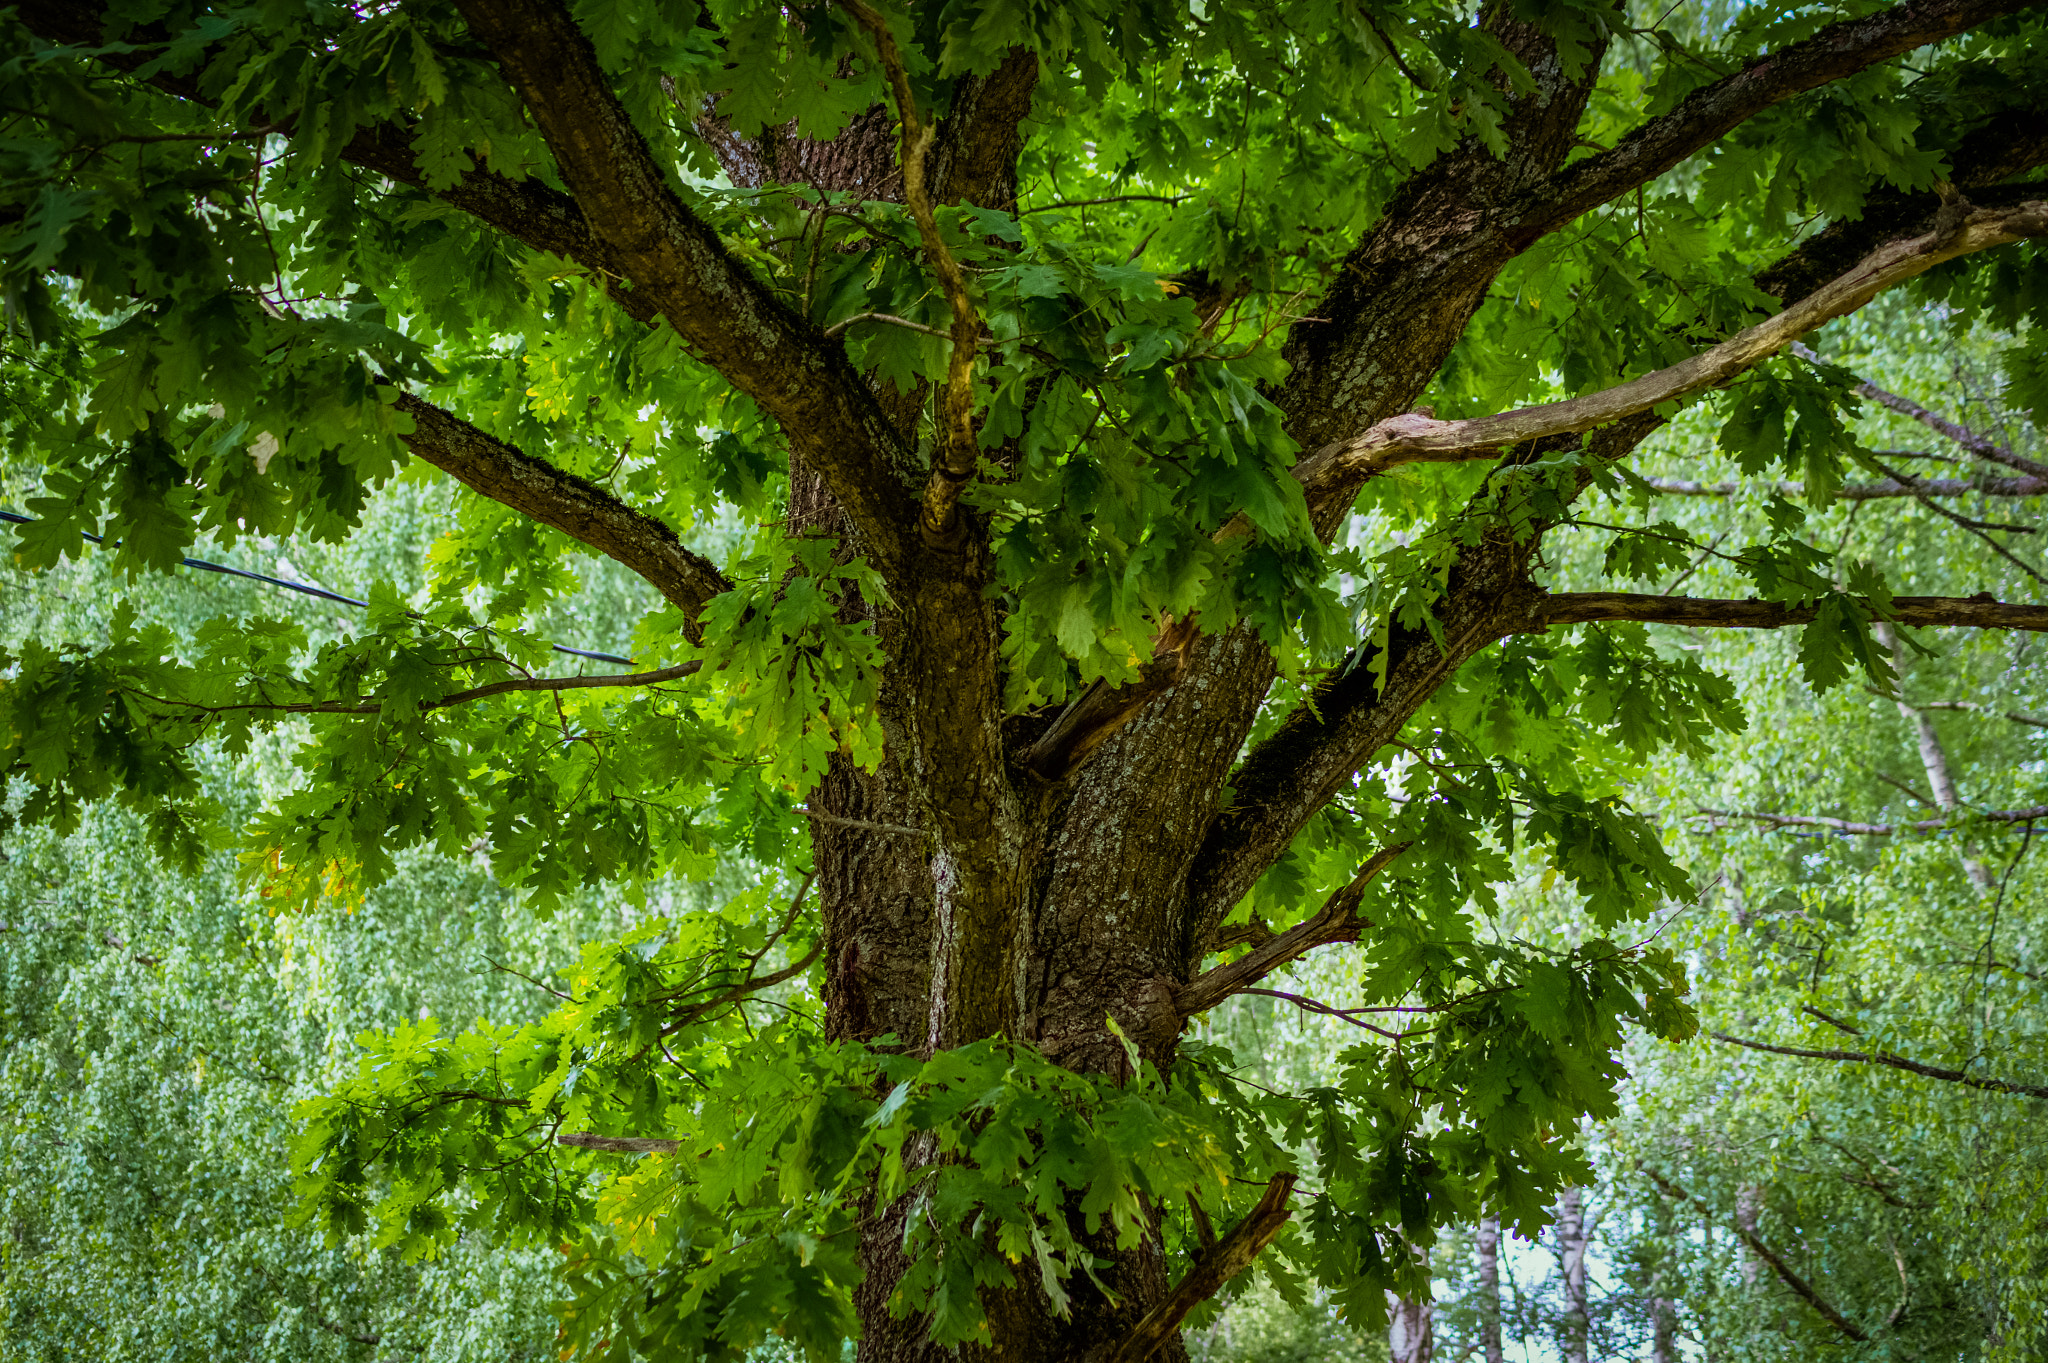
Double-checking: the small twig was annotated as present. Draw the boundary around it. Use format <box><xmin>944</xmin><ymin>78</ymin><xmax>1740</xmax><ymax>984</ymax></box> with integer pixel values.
<box><xmin>1018</xmin><ymin>194</ymin><xmax>1187</xmax><ymax>214</ymax></box>
<box><xmin>486</xmin><ymin>956</ymin><xmax>572</xmax><ymax>1000</ymax></box>
<box><xmin>795</xmin><ymin>806</ymin><xmax>925</xmax><ymax>836</ymax></box>
<box><xmin>822</xmin><ymin>310</ymin><xmax>954</xmax><ymax>341</ymax></box>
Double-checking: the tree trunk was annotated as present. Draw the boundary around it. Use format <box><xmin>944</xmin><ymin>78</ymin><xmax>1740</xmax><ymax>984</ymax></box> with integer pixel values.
<box><xmin>1734</xmin><ymin>1185</ymin><xmax>1761</xmax><ymax>1287</ymax></box>
<box><xmin>1651</xmin><ymin>1293</ymin><xmax>1678</xmax><ymax>1363</ymax></box>
<box><xmin>1873</xmin><ymin>621</ymin><xmax>1994</xmax><ymax>892</ymax></box>
<box><xmin>729</xmin><ymin>16</ymin><xmax>1613</xmax><ymax>1362</ymax></box>
<box><xmin>1477</xmin><ymin>1213</ymin><xmax>1504</xmax><ymax>1363</ymax></box>
<box><xmin>1390</xmin><ymin>1291</ymin><xmax>1436</xmax><ymax>1363</ymax></box>
<box><xmin>1557</xmin><ymin>1187</ymin><xmax>1588</xmax><ymax>1363</ymax></box>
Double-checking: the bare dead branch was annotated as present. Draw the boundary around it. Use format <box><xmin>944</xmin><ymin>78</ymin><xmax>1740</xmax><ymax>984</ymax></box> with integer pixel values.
<box><xmin>1790</xmin><ymin>343</ymin><xmax>2048</xmax><ymax>480</ymax></box>
<box><xmin>1909</xmin><ymin>700</ymin><xmax>2048</xmax><ymax>730</ymax></box>
<box><xmin>1642</xmin><ymin>1168</ymin><xmax>1871</xmax><ymax>1341</ymax></box>
<box><xmin>1105</xmin><ymin>1174</ymin><xmax>1299</xmax><ymax>1363</ymax></box>
<box><xmin>1710</xmin><ymin>1032</ymin><xmax>2048</xmax><ymax>1101</ymax></box>
<box><xmin>1296</xmin><ymin>200</ymin><xmax>2048</xmax><ymax>486</ymax></box>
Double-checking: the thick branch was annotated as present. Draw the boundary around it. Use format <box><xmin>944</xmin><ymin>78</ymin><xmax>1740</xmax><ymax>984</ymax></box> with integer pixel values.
<box><xmin>449</xmin><ymin>0</ymin><xmax>921</xmax><ymax>569</ymax></box>
<box><xmin>1518</xmin><ymin>0</ymin><xmax>2044</xmax><ymax>240</ymax></box>
<box><xmin>1178</xmin><ymin>846</ymin><xmax>1409</xmax><ymax>1016</ymax></box>
<box><xmin>1533</xmin><ymin>591</ymin><xmax>2048</xmax><ymax>633</ymax></box>
<box><xmin>1104</xmin><ymin>1174</ymin><xmax>1299</xmax><ymax>1363</ymax></box>
<box><xmin>1697</xmin><ymin>805</ymin><xmax>2048</xmax><ymax>836</ymax></box>
<box><xmin>1182</xmin><ymin>417</ymin><xmax>1661</xmax><ymax>936</ymax></box>
<box><xmin>1646</xmin><ymin>472</ymin><xmax>2048</xmax><ymax>500</ymax></box>
<box><xmin>1299</xmin><ymin>200</ymin><xmax>2048</xmax><ymax>489</ymax></box>
<box><xmin>1711</xmin><ymin>1032</ymin><xmax>2048</xmax><ymax>1100</ymax></box>
<box><xmin>1642</xmin><ymin>1169</ymin><xmax>1871</xmax><ymax>1341</ymax></box>
<box><xmin>395</xmin><ymin>395</ymin><xmax>729</xmax><ymax>626</ymax></box>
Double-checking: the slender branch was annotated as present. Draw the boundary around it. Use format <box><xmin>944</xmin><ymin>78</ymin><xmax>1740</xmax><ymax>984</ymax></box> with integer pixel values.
<box><xmin>822</xmin><ymin>311</ymin><xmax>955</xmax><ymax>341</ymax></box>
<box><xmin>1642</xmin><ymin>1168</ymin><xmax>1871</xmax><ymax>1341</ymax></box>
<box><xmin>1179</xmin><ymin>845</ymin><xmax>1410</xmax><ymax>1016</ymax></box>
<box><xmin>1018</xmin><ymin>194</ymin><xmax>1186</xmax><ymax>214</ymax></box>
<box><xmin>1790</xmin><ymin>343</ymin><xmax>2048</xmax><ymax>480</ymax></box>
<box><xmin>1533</xmin><ymin>591</ymin><xmax>2048</xmax><ymax>634</ymax></box>
<box><xmin>1698</xmin><ymin>805</ymin><xmax>2048</xmax><ymax>835</ymax></box>
<box><xmin>661</xmin><ymin>936</ymin><xmax>825</xmax><ymax>1036</ymax></box>
<box><xmin>1105</xmin><ymin>1174</ymin><xmax>1299</xmax><ymax>1363</ymax></box>
<box><xmin>795</xmin><ymin>806</ymin><xmax>926</xmax><ymax>836</ymax></box>
<box><xmin>140</xmin><ymin>661</ymin><xmax>701</xmax><ymax>718</ymax></box>
<box><xmin>1297</xmin><ymin>200</ymin><xmax>2048</xmax><ymax>487</ymax></box>
<box><xmin>1909</xmin><ymin>700</ymin><xmax>2048</xmax><ymax>730</ymax></box>
<box><xmin>836</xmin><ymin>0</ymin><xmax>982</xmax><ymax>550</ymax></box>
<box><xmin>1860</xmin><ymin>453</ymin><xmax>2048</xmax><ymax>586</ymax></box>
<box><xmin>1710</xmin><ymin>1032</ymin><xmax>2048</xmax><ymax>1101</ymax></box>
<box><xmin>1645</xmin><ymin>472</ymin><xmax>2048</xmax><ymax>500</ymax></box>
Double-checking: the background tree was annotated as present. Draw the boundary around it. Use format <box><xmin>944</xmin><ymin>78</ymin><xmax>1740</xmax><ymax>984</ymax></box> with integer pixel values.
<box><xmin>3</xmin><ymin>1</ymin><xmax>2047</xmax><ymax>1362</ymax></box>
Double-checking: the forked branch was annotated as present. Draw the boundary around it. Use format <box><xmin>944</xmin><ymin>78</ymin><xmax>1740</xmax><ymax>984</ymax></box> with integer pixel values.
<box><xmin>450</xmin><ymin>0</ymin><xmax>921</xmax><ymax>568</ymax></box>
<box><xmin>1790</xmin><ymin>342</ymin><xmax>2048</xmax><ymax>479</ymax></box>
<box><xmin>1105</xmin><ymin>1174</ymin><xmax>1299</xmax><ymax>1363</ymax></box>
<box><xmin>558</xmin><ymin>1132</ymin><xmax>682</xmax><ymax>1154</ymax></box>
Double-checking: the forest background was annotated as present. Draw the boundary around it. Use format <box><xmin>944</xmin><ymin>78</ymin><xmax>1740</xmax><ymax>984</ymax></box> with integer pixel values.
<box><xmin>3</xmin><ymin>0</ymin><xmax>2048</xmax><ymax>1359</ymax></box>
<box><xmin>6</xmin><ymin>300</ymin><xmax>2045</xmax><ymax>1362</ymax></box>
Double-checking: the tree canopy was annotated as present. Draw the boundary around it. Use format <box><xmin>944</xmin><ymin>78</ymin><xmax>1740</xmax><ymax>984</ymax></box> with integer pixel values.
<box><xmin>2</xmin><ymin>0</ymin><xmax>2046</xmax><ymax>1359</ymax></box>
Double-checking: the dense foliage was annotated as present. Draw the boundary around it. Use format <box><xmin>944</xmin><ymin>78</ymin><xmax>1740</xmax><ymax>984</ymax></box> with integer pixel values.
<box><xmin>3</xmin><ymin>0</ymin><xmax>2046</xmax><ymax>1359</ymax></box>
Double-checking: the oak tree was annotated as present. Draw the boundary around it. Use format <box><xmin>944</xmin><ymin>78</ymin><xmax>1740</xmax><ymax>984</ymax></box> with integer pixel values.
<box><xmin>3</xmin><ymin>0</ymin><xmax>2047</xmax><ymax>1360</ymax></box>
